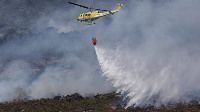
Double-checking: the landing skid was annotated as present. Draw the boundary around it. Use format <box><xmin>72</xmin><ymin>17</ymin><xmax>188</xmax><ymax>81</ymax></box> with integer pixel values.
<box><xmin>86</xmin><ymin>21</ymin><xmax>96</xmax><ymax>25</ymax></box>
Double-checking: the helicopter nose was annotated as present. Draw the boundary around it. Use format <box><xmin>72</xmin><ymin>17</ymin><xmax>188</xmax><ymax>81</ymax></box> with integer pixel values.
<box><xmin>77</xmin><ymin>19</ymin><xmax>81</xmax><ymax>22</ymax></box>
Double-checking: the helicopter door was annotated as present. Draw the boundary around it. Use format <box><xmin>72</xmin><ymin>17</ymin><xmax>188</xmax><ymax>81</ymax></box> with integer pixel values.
<box><xmin>82</xmin><ymin>14</ymin><xmax>84</xmax><ymax>19</ymax></box>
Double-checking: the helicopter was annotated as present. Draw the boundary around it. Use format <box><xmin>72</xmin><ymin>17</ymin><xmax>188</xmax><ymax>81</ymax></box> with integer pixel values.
<box><xmin>68</xmin><ymin>2</ymin><xmax>123</xmax><ymax>24</ymax></box>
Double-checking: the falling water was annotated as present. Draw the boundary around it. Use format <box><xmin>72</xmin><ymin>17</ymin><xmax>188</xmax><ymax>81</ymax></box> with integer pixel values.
<box><xmin>95</xmin><ymin>45</ymin><xmax>200</xmax><ymax>107</ymax></box>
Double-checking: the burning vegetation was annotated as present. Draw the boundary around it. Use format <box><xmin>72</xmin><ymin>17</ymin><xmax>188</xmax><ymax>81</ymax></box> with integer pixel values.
<box><xmin>0</xmin><ymin>92</ymin><xmax>200</xmax><ymax>112</ymax></box>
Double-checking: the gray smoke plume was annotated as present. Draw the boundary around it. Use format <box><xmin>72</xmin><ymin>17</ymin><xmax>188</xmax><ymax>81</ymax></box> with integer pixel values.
<box><xmin>0</xmin><ymin>0</ymin><xmax>116</xmax><ymax>102</ymax></box>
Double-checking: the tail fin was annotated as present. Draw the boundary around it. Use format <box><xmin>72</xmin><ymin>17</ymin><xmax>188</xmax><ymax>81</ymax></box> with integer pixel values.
<box><xmin>116</xmin><ymin>3</ymin><xmax>124</xmax><ymax>11</ymax></box>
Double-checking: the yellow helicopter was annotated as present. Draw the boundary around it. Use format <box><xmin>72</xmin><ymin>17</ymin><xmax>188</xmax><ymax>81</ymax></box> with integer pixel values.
<box><xmin>68</xmin><ymin>2</ymin><xmax>123</xmax><ymax>24</ymax></box>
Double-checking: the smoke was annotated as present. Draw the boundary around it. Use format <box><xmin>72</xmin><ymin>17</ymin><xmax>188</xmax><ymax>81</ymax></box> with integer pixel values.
<box><xmin>0</xmin><ymin>0</ymin><xmax>115</xmax><ymax>102</ymax></box>
<box><xmin>0</xmin><ymin>60</ymin><xmax>31</xmax><ymax>101</ymax></box>
<box><xmin>0</xmin><ymin>0</ymin><xmax>200</xmax><ymax>107</ymax></box>
<box><xmin>94</xmin><ymin>0</ymin><xmax>200</xmax><ymax>107</ymax></box>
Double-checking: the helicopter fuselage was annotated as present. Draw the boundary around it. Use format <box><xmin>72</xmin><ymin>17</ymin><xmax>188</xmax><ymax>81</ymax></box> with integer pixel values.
<box><xmin>77</xmin><ymin>5</ymin><xmax>122</xmax><ymax>22</ymax></box>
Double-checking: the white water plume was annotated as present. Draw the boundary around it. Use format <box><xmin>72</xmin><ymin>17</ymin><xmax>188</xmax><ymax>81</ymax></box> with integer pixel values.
<box><xmin>95</xmin><ymin>44</ymin><xmax>200</xmax><ymax>107</ymax></box>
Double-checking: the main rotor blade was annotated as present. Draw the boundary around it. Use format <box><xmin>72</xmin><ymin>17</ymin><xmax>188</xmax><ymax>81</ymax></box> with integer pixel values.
<box><xmin>68</xmin><ymin>2</ymin><xmax>89</xmax><ymax>9</ymax></box>
<box><xmin>68</xmin><ymin>2</ymin><xmax>109</xmax><ymax>12</ymax></box>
